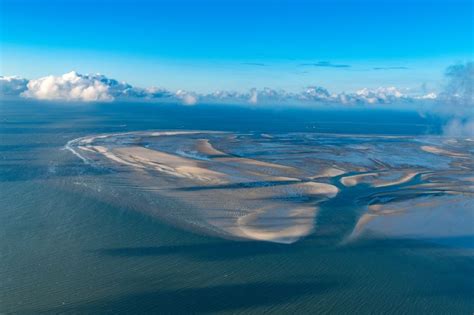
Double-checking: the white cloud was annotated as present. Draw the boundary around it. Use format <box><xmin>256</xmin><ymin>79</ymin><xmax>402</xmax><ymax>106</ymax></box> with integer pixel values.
<box><xmin>248</xmin><ymin>88</ymin><xmax>258</xmax><ymax>104</ymax></box>
<box><xmin>204</xmin><ymin>88</ymin><xmax>265</xmax><ymax>105</ymax></box>
<box><xmin>3</xmin><ymin>65</ymin><xmax>472</xmax><ymax>138</ymax></box>
<box><xmin>145</xmin><ymin>86</ymin><xmax>173</xmax><ymax>98</ymax></box>
<box><xmin>353</xmin><ymin>87</ymin><xmax>406</xmax><ymax>104</ymax></box>
<box><xmin>4</xmin><ymin>66</ymin><xmax>470</xmax><ymax>110</ymax></box>
<box><xmin>436</xmin><ymin>62</ymin><xmax>474</xmax><ymax>136</ymax></box>
<box><xmin>22</xmin><ymin>71</ymin><xmax>114</xmax><ymax>102</ymax></box>
<box><xmin>299</xmin><ymin>86</ymin><xmax>332</xmax><ymax>101</ymax></box>
<box><xmin>208</xmin><ymin>90</ymin><xmax>245</xmax><ymax>102</ymax></box>
<box><xmin>230</xmin><ymin>86</ymin><xmax>419</xmax><ymax>106</ymax></box>
<box><xmin>443</xmin><ymin>119</ymin><xmax>474</xmax><ymax>137</ymax></box>
<box><xmin>12</xmin><ymin>71</ymin><xmax>175</xmax><ymax>103</ymax></box>
<box><xmin>176</xmin><ymin>90</ymin><xmax>198</xmax><ymax>105</ymax></box>
<box><xmin>0</xmin><ymin>76</ymin><xmax>29</xmax><ymax>96</ymax></box>
<box><xmin>416</xmin><ymin>92</ymin><xmax>437</xmax><ymax>100</ymax></box>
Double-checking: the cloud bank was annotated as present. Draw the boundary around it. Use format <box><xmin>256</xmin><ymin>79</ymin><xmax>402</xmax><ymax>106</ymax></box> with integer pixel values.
<box><xmin>19</xmin><ymin>71</ymin><xmax>177</xmax><ymax>103</ymax></box>
<box><xmin>2</xmin><ymin>63</ymin><xmax>472</xmax><ymax>137</ymax></box>
<box><xmin>2</xmin><ymin>70</ymin><xmax>432</xmax><ymax>106</ymax></box>
<box><xmin>1</xmin><ymin>63</ymin><xmax>471</xmax><ymax>119</ymax></box>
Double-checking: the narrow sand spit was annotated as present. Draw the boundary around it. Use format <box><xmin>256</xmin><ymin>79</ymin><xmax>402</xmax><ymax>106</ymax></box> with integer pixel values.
<box><xmin>372</xmin><ymin>171</ymin><xmax>418</xmax><ymax>188</ymax></box>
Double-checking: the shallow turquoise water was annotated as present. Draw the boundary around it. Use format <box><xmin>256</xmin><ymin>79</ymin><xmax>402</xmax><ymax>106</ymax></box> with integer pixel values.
<box><xmin>1</xmin><ymin>101</ymin><xmax>473</xmax><ymax>314</ymax></box>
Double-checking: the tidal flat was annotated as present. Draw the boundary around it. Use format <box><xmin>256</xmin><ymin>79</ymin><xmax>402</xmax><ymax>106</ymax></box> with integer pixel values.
<box><xmin>67</xmin><ymin>131</ymin><xmax>474</xmax><ymax>245</ymax></box>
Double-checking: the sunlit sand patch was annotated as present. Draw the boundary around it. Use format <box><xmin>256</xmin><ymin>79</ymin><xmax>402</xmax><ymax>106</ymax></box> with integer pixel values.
<box><xmin>340</xmin><ymin>172</ymin><xmax>378</xmax><ymax>187</ymax></box>
<box><xmin>310</xmin><ymin>167</ymin><xmax>346</xmax><ymax>179</ymax></box>
<box><xmin>99</xmin><ymin>146</ymin><xmax>228</xmax><ymax>183</ymax></box>
<box><xmin>76</xmin><ymin>146</ymin><xmax>96</xmax><ymax>153</ymax></box>
<box><xmin>237</xmin><ymin>205</ymin><xmax>317</xmax><ymax>244</ymax></box>
<box><xmin>91</xmin><ymin>146</ymin><xmax>138</xmax><ymax>167</ymax></box>
<box><xmin>420</xmin><ymin>145</ymin><xmax>468</xmax><ymax>158</ymax></box>
<box><xmin>196</xmin><ymin>139</ymin><xmax>227</xmax><ymax>156</ymax></box>
<box><xmin>341</xmin><ymin>170</ymin><xmax>421</xmax><ymax>188</ymax></box>
<box><xmin>263</xmin><ymin>176</ymin><xmax>300</xmax><ymax>182</ymax></box>
<box><xmin>149</xmin><ymin>131</ymin><xmax>210</xmax><ymax>137</ymax></box>
<box><xmin>298</xmin><ymin>182</ymin><xmax>339</xmax><ymax>198</ymax></box>
<box><xmin>371</xmin><ymin>171</ymin><xmax>419</xmax><ymax>188</ymax></box>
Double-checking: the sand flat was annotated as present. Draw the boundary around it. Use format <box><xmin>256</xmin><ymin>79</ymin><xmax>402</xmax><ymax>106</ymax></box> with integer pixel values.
<box><xmin>111</xmin><ymin>146</ymin><xmax>228</xmax><ymax>183</ymax></box>
<box><xmin>67</xmin><ymin>130</ymin><xmax>474</xmax><ymax>244</ymax></box>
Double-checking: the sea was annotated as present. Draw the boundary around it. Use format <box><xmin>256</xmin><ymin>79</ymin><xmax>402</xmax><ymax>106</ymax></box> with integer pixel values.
<box><xmin>1</xmin><ymin>100</ymin><xmax>472</xmax><ymax>314</ymax></box>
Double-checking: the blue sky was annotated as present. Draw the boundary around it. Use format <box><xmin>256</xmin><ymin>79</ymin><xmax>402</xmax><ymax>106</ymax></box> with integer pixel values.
<box><xmin>1</xmin><ymin>0</ymin><xmax>472</xmax><ymax>93</ymax></box>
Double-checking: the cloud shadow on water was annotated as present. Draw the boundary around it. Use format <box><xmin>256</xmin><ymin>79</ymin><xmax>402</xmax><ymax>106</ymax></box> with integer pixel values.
<box><xmin>92</xmin><ymin>240</ymin><xmax>314</xmax><ymax>261</ymax></box>
<box><xmin>36</xmin><ymin>278</ymin><xmax>341</xmax><ymax>314</ymax></box>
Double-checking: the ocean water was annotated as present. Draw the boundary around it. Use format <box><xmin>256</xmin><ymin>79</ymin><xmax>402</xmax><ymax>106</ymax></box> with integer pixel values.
<box><xmin>1</xmin><ymin>101</ymin><xmax>473</xmax><ymax>314</ymax></box>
